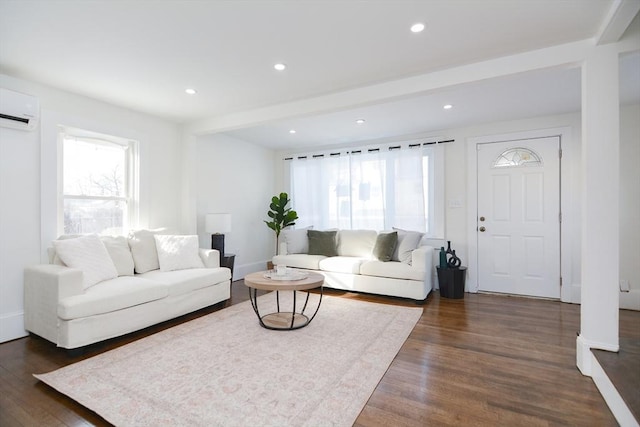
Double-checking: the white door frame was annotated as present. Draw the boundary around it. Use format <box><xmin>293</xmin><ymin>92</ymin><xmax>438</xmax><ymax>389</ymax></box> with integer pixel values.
<box><xmin>466</xmin><ymin>127</ymin><xmax>575</xmax><ymax>303</ymax></box>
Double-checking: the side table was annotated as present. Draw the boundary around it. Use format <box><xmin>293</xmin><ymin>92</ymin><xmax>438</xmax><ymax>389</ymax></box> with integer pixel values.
<box><xmin>221</xmin><ymin>253</ymin><xmax>235</xmax><ymax>281</ymax></box>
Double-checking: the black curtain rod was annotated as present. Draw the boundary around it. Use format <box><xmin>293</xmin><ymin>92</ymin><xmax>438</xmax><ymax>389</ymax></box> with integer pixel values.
<box><xmin>284</xmin><ymin>139</ymin><xmax>454</xmax><ymax>160</ymax></box>
<box><xmin>423</xmin><ymin>139</ymin><xmax>455</xmax><ymax>145</ymax></box>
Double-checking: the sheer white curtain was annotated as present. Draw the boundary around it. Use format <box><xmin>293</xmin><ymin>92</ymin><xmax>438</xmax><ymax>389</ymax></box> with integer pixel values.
<box><xmin>349</xmin><ymin>150</ymin><xmax>385</xmax><ymax>230</ymax></box>
<box><xmin>384</xmin><ymin>147</ymin><xmax>427</xmax><ymax>232</ymax></box>
<box><xmin>289</xmin><ymin>155</ymin><xmax>350</xmax><ymax>230</ymax></box>
<box><xmin>288</xmin><ymin>145</ymin><xmax>432</xmax><ymax>233</ymax></box>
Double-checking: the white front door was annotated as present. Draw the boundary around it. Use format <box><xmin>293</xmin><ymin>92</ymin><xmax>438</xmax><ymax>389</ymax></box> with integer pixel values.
<box><xmin>476</xmin><ymin>136</ymin><xmax>560</xmax><ymax>298</ymax></box>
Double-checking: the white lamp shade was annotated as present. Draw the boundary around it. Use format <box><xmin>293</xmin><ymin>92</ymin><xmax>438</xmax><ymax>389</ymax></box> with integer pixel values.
<box><xmin>206</xmin><ymin>213</ymin><xmax>231</xmax><ymax>233</ymax></box>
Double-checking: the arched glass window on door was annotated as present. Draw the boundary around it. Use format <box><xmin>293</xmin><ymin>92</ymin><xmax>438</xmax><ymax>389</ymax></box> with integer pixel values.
<box><xmin>492</xmin><ymin>147</ymin><xmax>542</xmax><ymax>168</ymax></box>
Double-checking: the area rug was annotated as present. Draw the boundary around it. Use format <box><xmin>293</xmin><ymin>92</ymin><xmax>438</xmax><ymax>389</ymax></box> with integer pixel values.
<box><xmin>35</xmin><ymin>293</ymin><xmax>422</xmax><ymax>426</ymax></box>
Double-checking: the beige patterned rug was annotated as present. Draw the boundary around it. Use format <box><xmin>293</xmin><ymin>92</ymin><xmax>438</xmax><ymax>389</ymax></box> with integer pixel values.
<box><xmin>35</xmin><ymin>293</ymin><xmax>422</xmax><ymax>426</ymax></box>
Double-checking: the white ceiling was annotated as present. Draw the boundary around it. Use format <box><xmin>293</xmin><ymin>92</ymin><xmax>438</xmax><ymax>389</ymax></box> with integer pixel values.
<box><xmin>1</xmin><ymin>0</ymin><xmax>639</xmax><ymax>150</ymax></box>
<box><xmin>227</xmin><ymin>52</ymin><xmax>640</xmax><ymax>149</ymax></box>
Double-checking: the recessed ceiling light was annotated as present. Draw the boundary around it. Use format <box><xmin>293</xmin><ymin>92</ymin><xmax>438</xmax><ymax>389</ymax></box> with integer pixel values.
<box><xmin>185</xmin><ymin>88</ymin><xmax>197</xmax><ymax>95</ymax></box>
<box><xmin>289</xmin><ymin>129</ymin><xmax>296</xmax><ymax>134</ymax></box>
<box><xmin>410</xmin><ymin>23</ymin><xmax>425</xmax><ymax>33</ymax></box>
<box><xmin>443</xmin><ymin>104</ymin><xmax>453</xmax><ymax>110</ymax></box>
<box><xmin>274</xmin><ymin>63</ymin><xmax>287</xmax><ymax>71</ymax></box>
<box><xmin>356</xmin><ymin>119</ymin><xmax>365</xmax><ymax>124</ymax></box>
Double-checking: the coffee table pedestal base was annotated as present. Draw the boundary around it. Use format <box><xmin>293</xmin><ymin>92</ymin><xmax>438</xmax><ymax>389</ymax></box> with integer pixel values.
<box><xmin>261</xmin><ymin>312</ymin><xmax>309</xmax><ymax>329</ymax></box>
<box><xmin>249</xmin><ymin>288</ymin><xmax>323</xmax><ymax>331</ymax></box>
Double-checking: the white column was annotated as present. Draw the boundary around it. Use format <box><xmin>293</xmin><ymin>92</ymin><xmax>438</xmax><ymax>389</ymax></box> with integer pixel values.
<box><xmin>577</xmin><ymin>44</ymin><xmax>620</xmax><ymax>375</ymax></box>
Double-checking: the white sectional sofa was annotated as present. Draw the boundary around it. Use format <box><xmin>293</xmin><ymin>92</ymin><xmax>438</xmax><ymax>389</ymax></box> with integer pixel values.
<box><xmin>24</xmin><ymin>230</ymin><xmax>231</xmax><ymax>349</ymax></box>
<box><xmin>272</xmin><ymin>228</ymin><xmax>434</xmax><ymax>302</ymax></box>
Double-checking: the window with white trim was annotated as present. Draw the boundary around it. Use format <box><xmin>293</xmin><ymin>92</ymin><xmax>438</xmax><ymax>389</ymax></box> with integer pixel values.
<box><xmin>285</xmin><ymin>142</ymin><xmax>445</xmax><ymax>237</ymax></box>
<box><xmin>60</xmin><ymin>129</ymin><xmax>138</xmax><ymax>235</ymax></box>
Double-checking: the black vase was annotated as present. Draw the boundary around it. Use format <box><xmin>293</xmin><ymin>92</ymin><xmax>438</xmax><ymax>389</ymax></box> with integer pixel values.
<box><xmin>447</xmin><ymin>250</ymin><xmax>462</xmax><ymax>268</ymax></box>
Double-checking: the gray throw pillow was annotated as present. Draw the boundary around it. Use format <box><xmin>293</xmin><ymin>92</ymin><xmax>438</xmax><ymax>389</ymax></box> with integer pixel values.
<box><xmin>372</xmin><ymin>232</ymin><xmax>398</xmax><ymax>262</ymax></box>
<box><xmin>307</xmin><ymin>230</ymin><xmax>338</xmax><ymax>256</ymax></box>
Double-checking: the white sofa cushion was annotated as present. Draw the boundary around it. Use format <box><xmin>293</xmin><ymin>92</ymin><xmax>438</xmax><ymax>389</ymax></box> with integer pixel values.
<box><xmin>392</xmin><ymin>228</ymin><xmax>424</xmax><ymax>264</ymax></box>
<box><xmin>100</xmin><ymin>236</ymin><xmax>135</xmax><ymax>276</ymax></box>
<box><xmin>58</xmin><ymin>276</ymin><xmax>168</xmax><ymax>320</ymax></box>
<box><xmin>281</xmin><ymin>226</ymin><xmax>313</xmax><ymax>254</ymax></box>
<box><xmin>154</xmin><ymin>235</ymin><xmax>204</xmax><ymax>272</ymax></box>
<box><xmin>319</xmin><ymin>256</ymin><xmax>368</xmax><ymax>274</ymax></box>
<box><xmin>272</xmin><ymin>254</ymin><xmax>326</xmax><ymax>270</ymax></box>
<box><xmin>360</xmin><ymin>260</ymin><xmax>425</xmax><ymax>281</ymax></box>
<box><xmin>128</xmin><ymin>228</ymin><xmax>168</xmax><ymax>274</ymax></box>
<box><xmin>139</xmin><ymin>268</ymin><xmax>230</xmax><ymax>296</ymax></box>
<box><xmin>337</xmin><ymin>230</ymin><xmax>377</xmax><ymax>257</ymax></box>
<box><xmin>53</xmin><ymin>235</ymin><xmax>118</xmax><ymax>289</ymax></box>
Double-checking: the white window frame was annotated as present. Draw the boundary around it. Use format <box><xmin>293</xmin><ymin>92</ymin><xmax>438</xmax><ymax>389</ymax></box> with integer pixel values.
<box><xmin>57</xmin><ymin>126</ymin><xmax>139</xmax><ymax>236</ymax></box>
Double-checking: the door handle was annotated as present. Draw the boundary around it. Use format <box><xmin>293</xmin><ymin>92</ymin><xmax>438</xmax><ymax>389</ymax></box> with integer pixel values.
<box><xmin>479</xmin><ymin>226</ymin><xmax>486</xmax><ymax>232</ymax></box>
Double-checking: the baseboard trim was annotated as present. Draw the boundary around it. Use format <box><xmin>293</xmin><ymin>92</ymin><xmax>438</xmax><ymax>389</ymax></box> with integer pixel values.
<box><xmin>0</xmin><ymin>311</ymin><xmax>28</xmax><ymax>343</ymax></box>
<box><xmin>591</xmin><ymin>354</ymin><xmax>639</xmax><ymax>426</ymax></box>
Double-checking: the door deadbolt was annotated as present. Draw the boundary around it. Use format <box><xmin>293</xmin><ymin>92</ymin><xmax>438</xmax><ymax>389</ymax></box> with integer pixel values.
<box><xmin>479</xmin><ymin>226</ymin><xmax>486</xmax><ymax>232</ymax></box>
<box><xmin>479</xmin><ymin>216</ymin><xmax>485</xmax><ymax>222</ymax></box>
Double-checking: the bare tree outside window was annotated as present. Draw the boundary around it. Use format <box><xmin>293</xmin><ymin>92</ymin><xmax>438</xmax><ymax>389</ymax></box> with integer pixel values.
<box><xmin>62</xmin><ymin>134</ymin><xmax>136</xmax><ymax>235</ymax></box>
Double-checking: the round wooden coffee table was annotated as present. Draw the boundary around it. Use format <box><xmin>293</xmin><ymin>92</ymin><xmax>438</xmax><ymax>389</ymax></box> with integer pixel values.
<box><xmin>244</xmin><ymin>270</ymin><xmax>324</xmax><ymax>330</ymax></box>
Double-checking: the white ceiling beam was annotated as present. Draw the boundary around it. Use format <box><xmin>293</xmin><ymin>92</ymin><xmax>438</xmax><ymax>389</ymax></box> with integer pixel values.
<box><xmin>185</xmin><ymin>39</ymin><xmax>596</xmax><ymax>136</ymax></box>
<box><xmin>595</xmin><ymin>0</ymin><xmax>640</xmax><ymax>45</ymax></box>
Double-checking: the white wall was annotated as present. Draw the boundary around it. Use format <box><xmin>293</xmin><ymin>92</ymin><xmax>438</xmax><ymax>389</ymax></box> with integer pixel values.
<box><xmin>276</xmin><ymin>111</ymin><xmax>581</xmax><ymax>284</ymax></box>
<box><xmin>0</xmin><ymin>74</ymin><xmax>183</xmax><ymax>343</ymax></box>
<box><xmin>195</xmin><ymin>133</ymin><xmax>276</xmax><ymax>280</ymax></box>
<box><xmin>619</xmin><ymin>103</ymin><xmax>640</xmax><ymax>310</ymax></box>
<box><xmin>273</xmin><ymin>105</ymin><xmax>640</xmax><ymax>309</ymax></box>
<box><xmin>0</xmin><ymin>116</ymin><xmax>40</xmax><ymax>343</ymax></box>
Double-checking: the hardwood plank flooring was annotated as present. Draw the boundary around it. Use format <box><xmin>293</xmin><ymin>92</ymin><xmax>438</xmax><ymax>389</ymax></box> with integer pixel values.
<box><xmin>593</xmin><ymin>319</ymin><xmax>640</xmax><ymax>421</ymax></box>
<box><xmin>1</xmin><ymin>281</ymin><xmax>635</xmax><ymax>426</ymax></box>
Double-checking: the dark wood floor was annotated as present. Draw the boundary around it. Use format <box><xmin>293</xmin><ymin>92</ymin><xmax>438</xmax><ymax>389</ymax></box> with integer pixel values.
<box><xmin>593</xmin><ymin>324</ymin><xmax>640</xmax><ymax>422</ymax></box>
<box><xmin>1</xmin><ymin>281</ymin><xmax>638</xmax><ymax>426</ymax></box>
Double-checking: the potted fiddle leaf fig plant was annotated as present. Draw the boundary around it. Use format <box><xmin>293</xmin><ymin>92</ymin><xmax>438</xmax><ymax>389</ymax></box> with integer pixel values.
<box><xmin>264</xmin><ymin>192</ymin><xmax>298</xmax><ymax>255</ymax></box>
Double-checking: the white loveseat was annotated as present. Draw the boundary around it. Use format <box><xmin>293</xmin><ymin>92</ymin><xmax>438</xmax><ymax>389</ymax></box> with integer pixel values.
<box><xmin>272</xmin><ymin>229</ymin><xmax>434</xmax><ymax>302</ymax></box>
<box><xmin>24</xmin><ymin>230</ymin><xmax>231</xmax><ymax>349</ymax></box>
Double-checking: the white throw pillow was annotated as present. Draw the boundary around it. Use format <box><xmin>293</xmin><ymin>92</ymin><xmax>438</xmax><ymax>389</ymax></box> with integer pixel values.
<box><xmin>50</xmin><ymin>234</ymin><xmax>81</xmax><ymax>265</ymax></box>
<box><xmin>100</xmin><ymin>236</ymin><xmax>135</xmax><ymax>276</ymax></box>
<box><xmin>128</xmin><ymin>228</ymin><xmax>168</xmax><ymax>274</ymax></box>
<box><xmin>392</xmin><ymin>228</ymin><xmax>424</xmax><ymax>265</ymax></box>
<box><xmin>53</xmin><ymin>235</ymin><xmax>118</xmax><ymax>289</ymax></box>
<box><xmin>337</xmin><ymin>229</ymin><xmax>377</xmax><ymax>257</ymax></box>
<box><xmin>281</xmin><ymin>226</ymin><xmax>313</xmax><ymax>254</ymax></box>
<box><xmin>154</xmin><ymin>235</ymin><xmax>204</xmax><ymax>272</ymax></box>
<box><xmin>50</xmin><ymin>235</ymin><xmax>134</xmax><ymax>277</ymax></box>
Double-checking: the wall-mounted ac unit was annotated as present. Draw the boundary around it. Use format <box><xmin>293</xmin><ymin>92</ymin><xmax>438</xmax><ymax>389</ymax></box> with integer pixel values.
<box><xmin>0</xmin><ymin>88</ymin><xmax>40</xmax><ymax>131</ymax></box>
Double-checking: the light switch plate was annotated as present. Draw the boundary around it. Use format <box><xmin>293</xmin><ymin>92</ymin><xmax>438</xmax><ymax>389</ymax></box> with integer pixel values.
<box><xmin>448</xmin><ymin>198</ymin><xmax>463</xmax><ymax>208</ymax></box>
